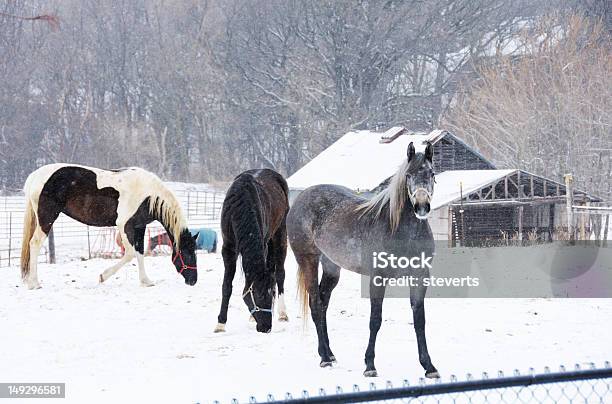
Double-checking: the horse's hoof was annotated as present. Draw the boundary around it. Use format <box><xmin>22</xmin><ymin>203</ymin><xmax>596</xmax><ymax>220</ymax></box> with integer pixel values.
<box><xmin>363</xmin><ymin>370</ymin><xmax>378</xmax><ymax>377</ymax></box>
<box><xmin>426</xmin><ymin>371</ymin><xmax>440</xmax><ymax>379</ymax></box>
<box><xmin>140</xmin><ymin>281</ymin><xmax>155</xmax><ymax>287</ymax></box>
<box><xmin>320</xmin><ymin>360</ymin><xmax>333</xmax><ymax>368</ymax></box>
<box><xmin>27</xmin><ymin>283</ymin><xmax>42</xmax><ymax>290</ymax></box>
<box><xmin>330</xmin><ymin>355</ymin><xmax>337</xmax><ymax>363</ymax></box>
<box><xmin>278</xmin><ymin>313</ymin><xmax>289</xmax><ymax>322</ymax></box>
<box><xmin>214</xmin><ymin>323</ymin><xmax>226</xmax><ymax>333</ymax></box>
<box><xmin>99</xmin><ymin>274</ymin><xmax>105</xmax><ymax>283</ymax></box>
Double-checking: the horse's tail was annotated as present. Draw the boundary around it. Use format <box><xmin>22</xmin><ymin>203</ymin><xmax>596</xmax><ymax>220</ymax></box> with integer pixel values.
<box><xmin>297</xmin><ymin>261</ymin><xmax>310</xmax><ymax>327</ymax></box>
<box><xmin>274</xmin><ymin>171</ymin><xmax>289</xmax><ymax>202</ymax></box>
<box><xmin>20</xmin><ymin>197</ymin><xmax>37</xmax><ymax>280</ymax></box>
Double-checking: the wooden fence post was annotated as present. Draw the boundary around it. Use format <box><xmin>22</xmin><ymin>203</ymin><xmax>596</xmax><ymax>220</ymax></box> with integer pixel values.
<box><xmin>603</xmin><ymin>214</ymin><xmax>610</xmax><ymax>247</ymax></box>
<box><xmin>187</xmin><ymin>192</ymin><xmax>191</xmax><ymax>219</ymax></box>
<box><xmin>564</xmin><ymin>174</ymin><xmax>574</xmax><ymax>241</ymax></box>
<box><xmin>48</xmin><ymin>227</ymin><xmax>56</xmax><ymax>264</ymax></box>
<box><xmin>579</xmin><ymin>207</ymin><xmax>586</xmax><ymax>241</ymax></box>
<box><xmin>448</xmin><ymin>206</ymin><xmax>454</xmax><ymax>248</ymax></box>
<box><xmin>459</xmin><ymin>182</ymin><xmax>465</xmax><ymax>246</ymax></box>
<box><xmin>518</xmin><ymin>206</ymin><xmax>524</xmax><ymax>242</ymax></box>
<box><xmin>87</xmin><ymin>226</ymin><xmax>91</xmax><ymax>260</ymax></box>
<box><xmin>8</xmin><ymin>212</ymin><xmax>12</xmax><ymax>266</ymax></box>
<box><xmin>212</xmin><ymin>193</ymin><xmax>217</xmax><ymax>220</ymax></box>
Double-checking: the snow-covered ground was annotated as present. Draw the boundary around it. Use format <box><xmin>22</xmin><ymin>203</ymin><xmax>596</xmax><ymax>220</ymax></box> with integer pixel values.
<box><xmin>0</xmin><ymin>251</ymin><xmax>611</xmax><ymax>403</ymax></box>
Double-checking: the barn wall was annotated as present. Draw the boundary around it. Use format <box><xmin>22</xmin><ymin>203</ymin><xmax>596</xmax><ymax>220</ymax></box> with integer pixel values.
<box><xmin>450</xmin><ymin>203</ymin><xmax>565</xmax><ymax>244</ymax></box>
<box><xmin>433</xmin><ymin>136</ymin><xmax>496</xmax><ymax>174</ymax></box>
<box><xmin>554</xmin><ymin>204</ymin><xmax>568</xmax><ymax>227</ymax></box>
<box><xmin>463</xmin><ymin>206</ymin><xmax>516</xmax><ymax>243</ymax></box>
<box><xmin>517</xmin><ymin>204</ymin><xmax>556</xmax><ymax>241</ymax></box>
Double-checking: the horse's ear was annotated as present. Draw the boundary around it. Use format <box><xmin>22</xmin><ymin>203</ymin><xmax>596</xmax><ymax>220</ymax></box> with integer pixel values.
<box><xmin>425</xmin><ymin>141</ymin><xmax>434</xmax><ymax>162</ymax></box>
<box><xmin>192</xmin><ymin>232</ymin><xmax>199</xmax><ymax>241</ymax></box>
<box><xmin>407</xmin><ymin>142</ymin><xmax>415</xmax><ymax>161</ymax></box>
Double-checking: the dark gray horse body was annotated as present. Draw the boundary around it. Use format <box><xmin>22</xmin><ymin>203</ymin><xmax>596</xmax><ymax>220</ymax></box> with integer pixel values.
<box><xmin>289</xmin><ymin>184</ymin><xmax>434</xmax><ymax>275</ymax></box>
<box><xmin>287</xmin><ymin>142</ymin><xmax>439</xmax><ymax>378</ymax></box>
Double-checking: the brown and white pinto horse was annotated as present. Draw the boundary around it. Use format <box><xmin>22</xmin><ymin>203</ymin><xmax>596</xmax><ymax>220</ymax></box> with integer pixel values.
<box><xmin>20</xmin><ymin>163</ymin><xmax>198</xmax><ymax>289</ymax></box>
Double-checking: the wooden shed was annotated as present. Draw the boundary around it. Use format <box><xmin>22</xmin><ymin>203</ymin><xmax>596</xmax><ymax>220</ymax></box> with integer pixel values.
<box><xmin>427</xmin><ymin>169</ymin><xmax>600</xmax><ymax>244</ymax></box>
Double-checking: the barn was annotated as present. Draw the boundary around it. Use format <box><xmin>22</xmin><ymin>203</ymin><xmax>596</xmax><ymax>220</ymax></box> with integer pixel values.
<box><xmin>288</xmin><ymin>127</ymin><xmax>601</xmax><ymax>244</ymax></box>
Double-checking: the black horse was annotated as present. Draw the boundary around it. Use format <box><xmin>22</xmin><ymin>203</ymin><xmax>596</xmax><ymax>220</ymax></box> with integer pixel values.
<box><xmin>215</xmin><ymin>169</ymin><xmax>289</xmax><ymax>333</ymax></box>
<box><xmin>287</xmin><ymin>142</ymin><xmax>439</xmax><ymax>378</ymax></box>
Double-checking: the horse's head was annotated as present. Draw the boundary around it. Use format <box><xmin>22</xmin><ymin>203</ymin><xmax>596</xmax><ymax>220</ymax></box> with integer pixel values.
<box><xmin>406</xmin><ymin>141</ymin><xmax>435</xmax><ymax>220</ymax></box>
<box><xmin>243</xmin><ymin>274</ymin><xmax>275</xmax><ymax>333</ymax></box>
<box><xmin>172</xmin><ymin>229</ymin><xmax>198</xmax><ymax>285</ymax></box>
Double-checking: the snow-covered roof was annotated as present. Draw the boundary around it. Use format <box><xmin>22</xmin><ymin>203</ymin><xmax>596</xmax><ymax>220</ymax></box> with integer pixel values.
<box><xmin>431</xmin><ymin>169</ymin><xmax>515</xmax><ymax>209</ymax></box>
<box><xmin>288</xmin><ymin>128</ymin><xmax>448</xmax><ymax>191</ymax></box>
<box><xmin>287</xmin><ymin>127</ymin><xmax>599</xmax><ymax>205</ymax></box>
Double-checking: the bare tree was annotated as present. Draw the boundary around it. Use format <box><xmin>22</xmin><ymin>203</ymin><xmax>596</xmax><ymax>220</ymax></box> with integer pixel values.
<box><xmin>445</xmin><ymin>15</ymin><xmax>612</xmax><ymax>201</ymax></box>
<box><xmin>1</xmin><ymin>0</ymin><xmax>591</xmax><ymax>191</ymax></box>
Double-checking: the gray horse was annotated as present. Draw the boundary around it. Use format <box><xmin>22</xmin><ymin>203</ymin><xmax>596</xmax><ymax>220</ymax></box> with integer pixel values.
<box><xmin>287</xmin><ymin>141</ymin><xmax>439</xmax><ymax>378</ymax></box>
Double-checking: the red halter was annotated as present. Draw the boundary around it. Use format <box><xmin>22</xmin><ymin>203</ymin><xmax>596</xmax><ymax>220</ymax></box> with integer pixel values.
<box><xmin>172</xmin><ymin>250</ymin><xmax>197</xmax><ymax>274</ymax></box>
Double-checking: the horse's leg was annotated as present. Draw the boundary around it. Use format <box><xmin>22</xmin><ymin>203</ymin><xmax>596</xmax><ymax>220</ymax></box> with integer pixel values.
<box><xmin>135</xmin><ymin>254</ymin><xmax>153</xmax><ymax>286</ymax></box>
<box><xmin>131</xmin><ymin>226</ymin><xmax>153</xmax><ymax>287</ymax></box>
<box><xmin>215</xmin><ymin>243</ymin><xmax>237</xmax><ymax>332</ymax></box>
<box><xmin>25</xmin><ymin>225</ymin><xmax>48</xmax><ymax>289</ymax></box>
<box><xmin>297</xmin><ymin>252</ymin><xmax>334</xmax><ymax>367</ymax></box>
<box><xmin>319</xmin><ymin>254</ymin><xmax>340</xmax><ymax>362</ymax></box>
<box><xmin>364</xmin><ymin>280</ymin><xmax>386</xmax><ymax>377</ymax></box>
<box><xmin>99</xmin><ymin>230</ymin><xmax>134</xmax><ymax>282</ymax></box>
<box><xmin>410</xmin><ymin>283</ymin><xmax>439</xmax><ymax>378</ymax></box>
<box><xmin>273</xmin><ymin>222</ymin><xmax>289</xmax><ymax>322</ymax></box>
<box><xmin>26</xmin><ymin>204</ymin><xmax>61</xmax><ymax>289</ymax></box>
<box><xmin>99</xmin><ymin>253</ymin><xmax>133</xmax><ymax>282</ymax></box>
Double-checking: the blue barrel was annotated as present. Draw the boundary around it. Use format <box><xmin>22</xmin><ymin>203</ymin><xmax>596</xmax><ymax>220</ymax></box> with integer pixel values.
<box><xmin>190</xmin><ymin>228</ymin><xmax>218</xmax><ymax>253</ymax></box>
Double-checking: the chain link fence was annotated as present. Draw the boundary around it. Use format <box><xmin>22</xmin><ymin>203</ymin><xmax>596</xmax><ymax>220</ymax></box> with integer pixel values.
<box><xmin>223</xmin><ymin>363</ymin><xmax>611</xmax><ymax>404</ymax></box>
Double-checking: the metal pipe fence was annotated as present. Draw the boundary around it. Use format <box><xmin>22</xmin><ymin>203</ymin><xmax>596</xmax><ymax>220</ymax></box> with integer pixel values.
<box><xmin>0</xmin><ymin>189</ymin><xmax>225</xmax><ymax>268</ymax></box>
<box><xmin>224</xmin><ymin>363</ymin><xmax>611</xmax><ymax>404</ymax></box>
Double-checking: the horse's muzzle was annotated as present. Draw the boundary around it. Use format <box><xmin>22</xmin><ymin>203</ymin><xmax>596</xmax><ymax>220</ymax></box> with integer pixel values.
<box><xmin>412</xmin><ymin>188</ymin><xmax>431</xmax><ymax>220</ymax></box>
<box><xmin>414</xmin><ymin>202</ymin><xmax>431</xmax><ymax>220</ymax></box>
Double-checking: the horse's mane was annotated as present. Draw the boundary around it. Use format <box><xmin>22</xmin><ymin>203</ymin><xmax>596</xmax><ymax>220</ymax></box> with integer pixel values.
<box><xmin>356</xmin><ymin>153</ymin><xmax>425</xmax><ymax>233</ymax></box>
<box><xmin>223</xmin><ymin>174</ymin><xmax>276</xmax><ymax>295</ymax></box>
<box><xmin>147</xmin><ymin>177</ymin><xmax>187</xmax><ymax>249</ymax></box>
